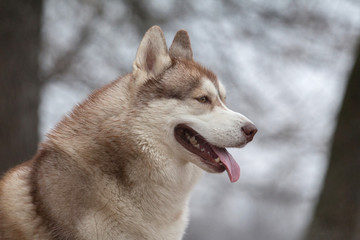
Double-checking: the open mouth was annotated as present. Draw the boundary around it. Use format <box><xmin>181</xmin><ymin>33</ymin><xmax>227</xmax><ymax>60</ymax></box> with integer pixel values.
<box><xmin>174</xmin><ymin>124</ymin><xmax>240</xmax><ymax>182</ymax></box>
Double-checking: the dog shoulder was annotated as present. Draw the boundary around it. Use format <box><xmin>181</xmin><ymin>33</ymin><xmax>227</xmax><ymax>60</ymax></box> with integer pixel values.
<box><xmin>0</xmin><ymin>159</ymin><xmax>50</xmax><ymax>239</ymax></box>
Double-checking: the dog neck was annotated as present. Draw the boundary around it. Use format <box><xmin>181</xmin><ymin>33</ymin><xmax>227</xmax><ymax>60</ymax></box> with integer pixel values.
<box><xmin>42</xmin><ymin>77</ymin><xmax>204</xmax><ymax>238</ymax></box>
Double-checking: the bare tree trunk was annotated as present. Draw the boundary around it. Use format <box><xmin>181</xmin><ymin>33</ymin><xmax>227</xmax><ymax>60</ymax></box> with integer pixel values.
<box><xmin>304</xmin><ymin>42</ymin><xmax>360</xmax><ymax>240</ymax></box>
<box><xmin>0</xmin><ymin>0</ymin><xmax>43</xmax><ymax>174</ymax></box>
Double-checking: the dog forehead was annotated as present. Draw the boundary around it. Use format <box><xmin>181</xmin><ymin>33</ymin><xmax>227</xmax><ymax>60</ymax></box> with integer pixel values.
<box><xmin>200</xmin><ymin>77</ymin><xmax>228</xmax><ymax>100</ymax></box>
<box><xmin>175</xmin><ymin>59</ymin><xmax>217</xmax><ymax>83</ymax></box>
<box><xmin>137</xmin><ymin>59</ymin><xmax>221</xmax><ymax>102</ymax></box>
<box><xmin>218</xmin><ymin>81</ymin><xmax>226</xmax><ymax>98</ymax></box>
<box><xmin>200</xmin><ymin>78</ymin><xmax>219</xmax><ymax>96</ymax></box>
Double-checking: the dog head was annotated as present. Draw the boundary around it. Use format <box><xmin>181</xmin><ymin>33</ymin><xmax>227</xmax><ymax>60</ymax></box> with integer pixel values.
<box><xmin>130</xmin><ymin>26</ymin><xmax>257</xmax><ymax>182</ymax></box>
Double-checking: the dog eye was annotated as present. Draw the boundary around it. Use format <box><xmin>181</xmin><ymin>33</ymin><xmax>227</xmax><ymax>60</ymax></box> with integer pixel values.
<box><xmin>197</xmin><ymin>96</ymin><xmax>210</xmax><ymax>104</ymax></box>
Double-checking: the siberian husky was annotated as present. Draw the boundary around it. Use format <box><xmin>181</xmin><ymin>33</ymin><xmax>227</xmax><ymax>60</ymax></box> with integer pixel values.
<box><xmin>0</xmin><ymin>26</ymin><xmax>257</xmax><ymax>240</ymax></box>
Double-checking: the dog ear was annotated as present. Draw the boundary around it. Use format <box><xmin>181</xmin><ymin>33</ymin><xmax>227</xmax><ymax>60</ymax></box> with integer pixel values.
<box><xmin>169</xmin><ymin>30</ymin><xmax>193</xmax><ymax>60</ymax></box>
<box><xmin>133</xmin><ymin>26</ymin><xmax>172</xmax><ymax>82</ymax></box>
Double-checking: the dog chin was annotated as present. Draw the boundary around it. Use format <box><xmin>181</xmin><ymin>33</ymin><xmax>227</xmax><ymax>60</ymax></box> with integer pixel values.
<box><xmin>233</xmin><ymin>141</ymin><xmax>248</xmax><ymax>148</ymax></box>
<box><xmin>188</xmin><ymin>156</ymin><xmax>226</xmax><ymax>174</ymax></box>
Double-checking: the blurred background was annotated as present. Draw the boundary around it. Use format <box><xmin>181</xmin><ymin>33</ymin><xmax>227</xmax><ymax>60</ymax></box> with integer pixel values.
<box><xmin>1</xmin><ymin>0</ymin><xmax>360</xmax><ymax>239</ymax></box>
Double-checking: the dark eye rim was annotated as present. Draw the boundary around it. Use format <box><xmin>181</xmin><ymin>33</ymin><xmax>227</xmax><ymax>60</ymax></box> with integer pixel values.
<box><xmin>196</xmin><ymin>96</ymin><xmax>211</xmax><ymax>104</ymax></box>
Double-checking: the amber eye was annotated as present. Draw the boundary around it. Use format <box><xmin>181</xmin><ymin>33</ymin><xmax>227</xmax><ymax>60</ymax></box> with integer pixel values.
<box><xmin>197</xmin><ymin>96</ymin><xmax>210</xmax><ymax>104</ymax></box>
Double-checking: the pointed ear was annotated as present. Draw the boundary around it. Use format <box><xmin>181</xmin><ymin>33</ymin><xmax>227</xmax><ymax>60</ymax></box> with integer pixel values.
<box><xmin>169</xmin><ymin>29</ymin><xmax>193</xmax><ymax>60</ymax></box>
<box><xmin>133</xmin><ymin>26</ymin><xmax>172</xmax><ymax>82</ymax></box>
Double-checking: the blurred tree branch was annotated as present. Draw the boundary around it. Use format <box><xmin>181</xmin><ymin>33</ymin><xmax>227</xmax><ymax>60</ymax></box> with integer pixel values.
<box><xmin>41</xmin><ymin>1</ymin><xmax>104</xmax><ymax>84</ymax></box>
<box><xmin>304</xmin><ymin>40</ymin><xmax>360</xmax><ymax>240</ymax></box>
<box><xmin>122</xmin><ymin>0</ymin><xmax>191</xmax><ymax>35</ymax></box>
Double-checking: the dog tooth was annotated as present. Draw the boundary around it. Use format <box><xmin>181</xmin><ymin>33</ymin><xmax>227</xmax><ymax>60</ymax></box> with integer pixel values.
<box><xmin>195</xmin><ymin>144</ymin><xmax>200</xmax><ymax>149</ymax></box>
<box><xmin>214</xmin><ymin>157</ymin><xmax>220</xmax><ymax>163</ymax></box>
<box><xmin>190</xmin><ymin>136</ymin><xmax>197</xmax><ymax>145</ymax></box>
<box><xmin>201</xmin><ymin>148</ymin><xmax>205</xmax><ymax>152</ymax></box>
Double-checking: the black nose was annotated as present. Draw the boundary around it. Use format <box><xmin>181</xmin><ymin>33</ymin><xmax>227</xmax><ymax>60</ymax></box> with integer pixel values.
<box><xmin>241</xmin><ymin>123</ymin><xmax>257</xmax><ymax>142</ymax></box>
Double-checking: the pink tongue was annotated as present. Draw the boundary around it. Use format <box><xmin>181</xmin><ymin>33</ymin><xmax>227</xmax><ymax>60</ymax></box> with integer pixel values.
<box><xmin>211</xmin><ymin>147</ymin><xmax>240</xmax><ymax>183</ymax></box>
